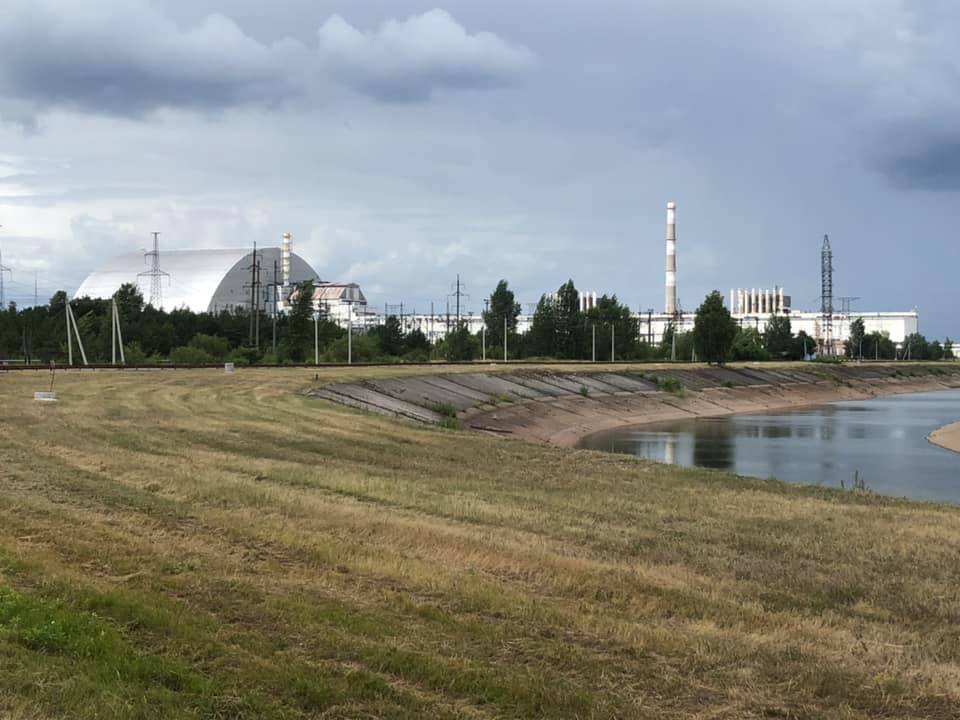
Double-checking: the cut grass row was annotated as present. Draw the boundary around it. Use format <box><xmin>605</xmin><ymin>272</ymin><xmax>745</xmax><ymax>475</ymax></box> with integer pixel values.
<box><xmin>1</xmin><ymin>366</ymin><xmax>959</xmax><ymax>718</ymax></box>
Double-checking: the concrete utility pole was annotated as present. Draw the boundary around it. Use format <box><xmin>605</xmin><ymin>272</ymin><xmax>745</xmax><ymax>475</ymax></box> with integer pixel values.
<box><xmin>314</xmin><ymin>312</ymin><xmax>319</xmax><ymax>366</ymax></box>
<box><xmin>482</xmin><ymin>326</ymin><xmax>486</xmax><ymax>361</ymax></box>
<box><xmin>611</xmin><ymin>323</ymin><xmax>615</xmax><ymax>363</ymax></box>
<box><xmin>592</xmin><ymin>324</ymin><xmax>596</xmax><ymax>362</ymax></box>
<box><xmin>504</xmin><ymin>316</ymin><xmax>508</xmax><ymax>362</ymax></box>
<box><xmin>111</xmin><ymin>298</ymin><xmax>125</xmax><ymax>365</ymax></box>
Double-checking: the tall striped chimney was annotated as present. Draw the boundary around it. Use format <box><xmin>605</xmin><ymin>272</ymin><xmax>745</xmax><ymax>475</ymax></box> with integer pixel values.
<box><xmin>665</xmin><ymin>201</ymin><xmax>677</xmax><ymax>316</ymax></box>
<box><xmin>281</xmin><ymin>233</ymin><xmax>292</xmax><ymax>289</ymax></box>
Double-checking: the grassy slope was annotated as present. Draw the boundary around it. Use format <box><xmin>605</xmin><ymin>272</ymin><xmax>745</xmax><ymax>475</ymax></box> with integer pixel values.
<box><xmin>1</xmin><ymin>367</ymin><xmax>959</xmax><ymax>719</ymax></box>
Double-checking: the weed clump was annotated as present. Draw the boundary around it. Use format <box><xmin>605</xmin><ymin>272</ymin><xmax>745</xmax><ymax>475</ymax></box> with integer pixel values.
<box><xmin>578</xmin><ymin>384</ymin><xmax>590</xmax><ymax>397</ymax></box>
<box><xmin>430</xmin><ymin>402</ymin><xmax>463</xmax><ymax>430</ymax></box>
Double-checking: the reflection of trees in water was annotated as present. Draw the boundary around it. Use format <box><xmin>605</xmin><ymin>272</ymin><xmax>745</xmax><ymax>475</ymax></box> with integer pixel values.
<box><xmin>692</xmin><ymin>419</ymin><xmax>735</xmax><ymax>470</ymax></box>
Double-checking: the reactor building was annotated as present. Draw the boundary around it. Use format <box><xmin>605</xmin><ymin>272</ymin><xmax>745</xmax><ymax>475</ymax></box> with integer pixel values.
<box><xmin>74</xmin><ymin>234</ymin><xmax>320</xmax><ymax>314</ymax></box>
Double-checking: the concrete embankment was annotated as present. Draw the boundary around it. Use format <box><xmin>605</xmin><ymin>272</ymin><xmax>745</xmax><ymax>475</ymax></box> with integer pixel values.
<box><xmin>929</xmin><ymin>422</ymin><xmax>960</xmax><ymax>454</ymax></box>
<box><xmin>312</xmin><ymin>363</ymin><xmax>960</xmax><ymax>446</ymax></box>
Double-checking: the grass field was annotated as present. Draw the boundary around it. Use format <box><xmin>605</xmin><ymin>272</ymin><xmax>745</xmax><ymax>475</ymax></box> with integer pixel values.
<box><xmin>1</xmin><ymin>367</ymin><xmax>959</xmax><ymax>719</ymax></box>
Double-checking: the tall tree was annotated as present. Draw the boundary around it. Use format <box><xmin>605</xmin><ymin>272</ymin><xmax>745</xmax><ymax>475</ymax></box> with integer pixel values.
<box><xmin>370</xmin><ymin>315</ymin><xmax>403</xmax><ymax>356</ymax></box>
<box><xmin>845</xmin><ymin>317</ymin><xmax>866</xmax><ymax>359</ymax></box>
<box><xmin>554</xmin><ymin>280</ymin><xmax>583</xmax><ymax>359</ymax></box>
<box><xmin>901</xmin><ymin>333</ymin><xmax>930</xmax><ymax>360</ymax></box>
<box><xmin>287</xmin><ymin>280</ymin><xmax>315</xmax><ymax>362</ymax></box>
<box><xmin>693</xmin><ymin>291</ymin><xmax>737</xmax><ymax>365</ymax></box>
<box><xmin>945</xmin><ymin>338</ymin><xmax>955</xmax><ymax>360</ymax></box>
<box><xmin>483</xmin><ymin>280</ymin><xmax>521</xmax><ymax>350</ymax></box>
<box><xmin>764</xmin><ymin>314</ymin><xmax>793</xmax><ymax>359</ymax></box>
<box><xmin>585</xmin><ymin>294</ymin><xmax>639</xmax><ymax>360</ymax></box>
<box><xmin>528</xmin><ymin>295</ymin><xmax>557</xmax><ymax>357</ymax></box>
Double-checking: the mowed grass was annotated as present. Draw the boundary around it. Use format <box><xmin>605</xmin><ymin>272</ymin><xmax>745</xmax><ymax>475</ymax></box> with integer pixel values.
<box><xmin>1</xmin><ymin>367</ymin><xmax>959</xmax><ymax>719</ymax></box>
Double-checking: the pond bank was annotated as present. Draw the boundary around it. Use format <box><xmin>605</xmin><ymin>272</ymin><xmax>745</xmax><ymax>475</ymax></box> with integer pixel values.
<box><xmin>929</xmin><ymin>421</ymin><xmax>960</xmax><ymax>454</ymax></box>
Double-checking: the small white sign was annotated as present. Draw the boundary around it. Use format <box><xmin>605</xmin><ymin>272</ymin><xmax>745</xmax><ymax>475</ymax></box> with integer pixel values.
<box><xmin>34</xmin><ymin>391</ymin><xmax>58</xmax><ymax>402</ymax></box>
<box><xmin>224</xmin><ymin>363</ymin><xmax>235</xmax><ymax>374</ymax></box>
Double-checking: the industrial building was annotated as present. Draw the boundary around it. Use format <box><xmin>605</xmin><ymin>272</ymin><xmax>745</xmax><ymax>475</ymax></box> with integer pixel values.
<box><xmin>74</xmin><ymin>235</ymin><xmax>319</xmax><ymax>314</ymax></box>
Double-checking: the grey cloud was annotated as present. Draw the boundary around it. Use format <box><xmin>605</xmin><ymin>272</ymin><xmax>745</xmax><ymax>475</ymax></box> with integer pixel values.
<box><xmin>875</xmin><ymin>127</ymin><xmax>960</xmax><ymax>190</ymax></box>
<box><xmin>315</xmin><ymin>9</ymin><xmax>536</xmax><ymax>102</ymax></box>
<box><xmin>0</xmin><ymin>2</ymin><xmax>534</xmax><ymax>122</ymax></box>
<box><xmin>0</xmin><ymin>1</ymin><xmax>300</xmax><ymax>119</ymax></box>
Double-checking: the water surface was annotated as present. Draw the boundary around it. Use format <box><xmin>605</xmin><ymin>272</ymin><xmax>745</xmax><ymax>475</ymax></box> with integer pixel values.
<box><xmin>579</xmin><ymin>390</ymin><xmax>960</xmax><ymax>502</ymax></box>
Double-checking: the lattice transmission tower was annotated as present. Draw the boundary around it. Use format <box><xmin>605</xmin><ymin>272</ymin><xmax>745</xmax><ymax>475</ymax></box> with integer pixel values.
<box><xmin>820</xmin><ymin>234</ymin><xmax>834</xmax><ymax>355</ymax></box>
<box><xmin>138</xmin><ymin>232</ymin><xmax>170</xmax><ymax>309</ymax></box>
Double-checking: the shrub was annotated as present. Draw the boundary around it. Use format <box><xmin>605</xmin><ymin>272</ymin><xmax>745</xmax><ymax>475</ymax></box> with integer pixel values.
<box><xmin>169</xmin><ymin>346</ymin><xmax>215</xmax><ymax>365</ymax></box>
<box><xmin>188</xmin><ymin>333</ymin><xmax>229</xmax><ymax>360</ymax></box>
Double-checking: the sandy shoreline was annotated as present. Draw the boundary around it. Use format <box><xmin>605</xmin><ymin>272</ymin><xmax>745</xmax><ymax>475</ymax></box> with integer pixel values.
<box><xmin>929</xmin><ymin>422</ymin><xmax>960</xmax><ymax>454</ymax></box>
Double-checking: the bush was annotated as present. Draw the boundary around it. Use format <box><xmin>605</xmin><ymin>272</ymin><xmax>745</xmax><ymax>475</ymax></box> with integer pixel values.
<box><xmin>188</xmin><ymin>333</ymin><xmax>229</xmax><ymax>360</ymax></box>
<box><xmin>322</xmin><ymin>334</ymin><xmax>379</xmax><ymax>363</ymax></box>
<box><xmin>123</xmin><ymin>341</ymin><xmax>148</xmax><ymax>365</ymax></box>
<box><xmin>169</xmin><ymin>346</ymin><xmax>215</xmax><ymax>365</ymax></box>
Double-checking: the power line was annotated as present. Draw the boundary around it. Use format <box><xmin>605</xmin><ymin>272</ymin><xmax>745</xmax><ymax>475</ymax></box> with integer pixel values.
<box><xmin>820</xmin><ymin>234</ymin><xmax>834</xmax><ymax>355</ymax></box>
<box><xmin>137</xmin><ymin>232</ymin><xmax>170</xmax><ymax>309</ymax></box>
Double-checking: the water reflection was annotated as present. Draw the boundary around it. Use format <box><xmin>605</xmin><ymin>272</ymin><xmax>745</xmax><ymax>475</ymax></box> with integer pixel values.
<box><xmin>580</xmin><ymin>390</ymin><xmax>960</xmax><ymax>503</ymax></box>
<box><xmin>691</xmin><ymin>419</ymin><xmax>735</xmax><ymax>470</ymax></box>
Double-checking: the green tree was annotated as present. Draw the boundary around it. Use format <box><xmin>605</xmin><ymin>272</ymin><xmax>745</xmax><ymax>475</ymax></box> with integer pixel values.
<box><xmin>791</xmin><ymin>330</ymin><xmax>814</xmax><ymax>360</ymax></box>
<box><xmin>844</xmin><ymin>317</ymin><xmax>866</xmax><ymax>359</ymax></box>
<box><xmin>287</xmin><ymin>280</ymin><xmax>315</xmax><ymax>362</ymax></box>
<box><xmin>693</xmin><ymin>291</ymin><xmax>737</xmax><ymax>364</ymax></box>
<box><xmin>443</xmin><ymin>324</ymin><xmax>479</xmax><ymax>361</ymax></box>
<box><xmin>732</xmin><ymin>327</ymin><xmax>767</xmax><ymax>361</ymax></box>
<box><xmin>189</xmin><ymin>333</ymin><xmax>230</xmax><ymax>360</ymax></box>
<box><xmin>764</xmin><ymin>314</ymin><xmax>793</xmax><ymax>359</ymax></box>
<box><xmin>863</xmin><ymin>331</ymin><xmax>895</xmax><ymax>360</ymax></box>
<box><xmin>929</xmin><ymin>340</ymin><xmax>944</xmax><ymax>361</ymax></box>
<box><xmin>945</xmin><ymin>338</ymin><xmax>955</xmax><ymax>360</ymax></box>
<box><xmin>370</xmin><ymin>315</ymin><xmax>403</xmax><ymax>357</ymax></box>
<box><xmin>483</xmin><ymin>280</ymin><xmax>521</xmax><ymax>350</ymax></box>
<box><xmin>901</xmin><ymin>333</ymin><xmax>930</xmax><ymax>360</ymax></box>
<box><xmin>113</xmin><ymin>283</ymin><xmax>144</xmax><ymax>320</ymax></box>
<box><xmin>528</xmin><ymin>295</ymin><xmax>557</xmax><ymax>357</ymax></box>
<box><xmin>585</xmin><ymin>295</ymin><xmax>640</xmax><ymax>360</ymax></box>
<box><xmin>403</xmin><ymin>328</ymin><xmax>431</xmax><ymax>356</ymax></box>
<box><xmin>554</xmin><ymin>280</ymin><xmax>584</xmax><ymax>359</ymax></box>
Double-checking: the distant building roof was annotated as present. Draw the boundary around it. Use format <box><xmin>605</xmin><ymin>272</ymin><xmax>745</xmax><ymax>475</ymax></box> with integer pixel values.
<box><xmin>312</xmin><ymin>282</ymin><xmax>366</xmax><ymax>304</ymax></box>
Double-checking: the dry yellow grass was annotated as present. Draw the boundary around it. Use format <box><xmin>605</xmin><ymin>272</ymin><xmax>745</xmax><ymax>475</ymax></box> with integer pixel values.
<box><xmin>1</xmin><ymin>366</ymin><xmax>959</xmax><ymax>719</ymax></box>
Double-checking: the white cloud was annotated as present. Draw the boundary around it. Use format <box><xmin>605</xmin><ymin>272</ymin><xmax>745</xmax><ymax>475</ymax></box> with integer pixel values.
<box><xmin>315</xmin><ymin>9</ymin><xmax>536</xmax><ymax>102</ymax></box>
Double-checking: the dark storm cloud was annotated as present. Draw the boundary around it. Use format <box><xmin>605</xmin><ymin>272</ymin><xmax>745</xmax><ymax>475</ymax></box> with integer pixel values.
<box><xmin>0</xmin><ymin>2</ymin><xmax>534</xmax><ymax>121</ymax></box>
<box><xmin>0</xmin><ymin>1</ymin><xmax>299</xmax><ymax>118</ymax></box>
<box><xmin>874</xmin><ymin>127</ymin><xmax>960</xmax><ymax>190</ymax></box>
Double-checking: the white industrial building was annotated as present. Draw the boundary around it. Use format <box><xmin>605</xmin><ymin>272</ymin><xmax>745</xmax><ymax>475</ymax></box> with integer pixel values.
<box><xmin>75</xmin><ymin>239</ymin><xmax>319</xmax><ymax>314</ymax></box>
<box><xmin>310</xmin><ymin>282</ymin><xmax>368</xmax><ymax>325</ymax></box>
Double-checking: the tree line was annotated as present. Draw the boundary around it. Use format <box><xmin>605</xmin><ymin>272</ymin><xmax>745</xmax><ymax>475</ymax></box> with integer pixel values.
<box><xmin>0</xmin><ymin>281</ymin><xmax>953</xmax><ymax>365</ymax></box>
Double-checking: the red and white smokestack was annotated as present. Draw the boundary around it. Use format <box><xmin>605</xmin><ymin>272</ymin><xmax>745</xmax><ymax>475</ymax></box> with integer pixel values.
<box><xmin>665</xmin><ymin>201</ymin><xmax>677</xmax><ymax>315</ymax></box>
<box><xmin>282</xmin><ymin>233</ymin><xmax>292</xmax><ymax>289</ymax></box>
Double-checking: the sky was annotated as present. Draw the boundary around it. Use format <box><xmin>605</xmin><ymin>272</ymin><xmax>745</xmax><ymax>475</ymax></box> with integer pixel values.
<box><xmin>0</xmin><ymin>0</ymin><xmax>957</xmax><ymax>336</ymax></box>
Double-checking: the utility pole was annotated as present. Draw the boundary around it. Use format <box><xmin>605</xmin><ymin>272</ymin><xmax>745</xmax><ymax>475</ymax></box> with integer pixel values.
<box><xmin>592</xmin><ymin>324</ymin><xmax>596</xmax><ymax>362</ymax></box>
<box><xmin>482</xmin><ymin>326</ymin><xmax>486</xmax><ymax>361</ymax></box>
<box><xmin>111</xmin><ymin>298</ymin><xmax>125</xmax><ymax>365</ymax></box>
<box><xmin>611</xmin><ymin>323</ymin><xmax>615</xmax><ymax>363</ymax></box>
<box><xmin>456</xmin><ymin>274</ymin><xmax>461</xmax><ymax>325</ymax></box>
<box><xmin>314</xmin><ymin>311</ymin><xmax>319</xmax><ymax>366</ymax></box>
<box><xmin>504</xmin><ymin>316</ymin><xmax>508</xmax><ymax>362</ymax></box>
<box><xmin>266</xmin><ymin>259</ymin><xmax>280</xmax><ymax>355</ymax></box>
<box><xmin>244</xmin><ymin>243</ymin><xmax>262</xmax><ymax>347</ymax></box>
